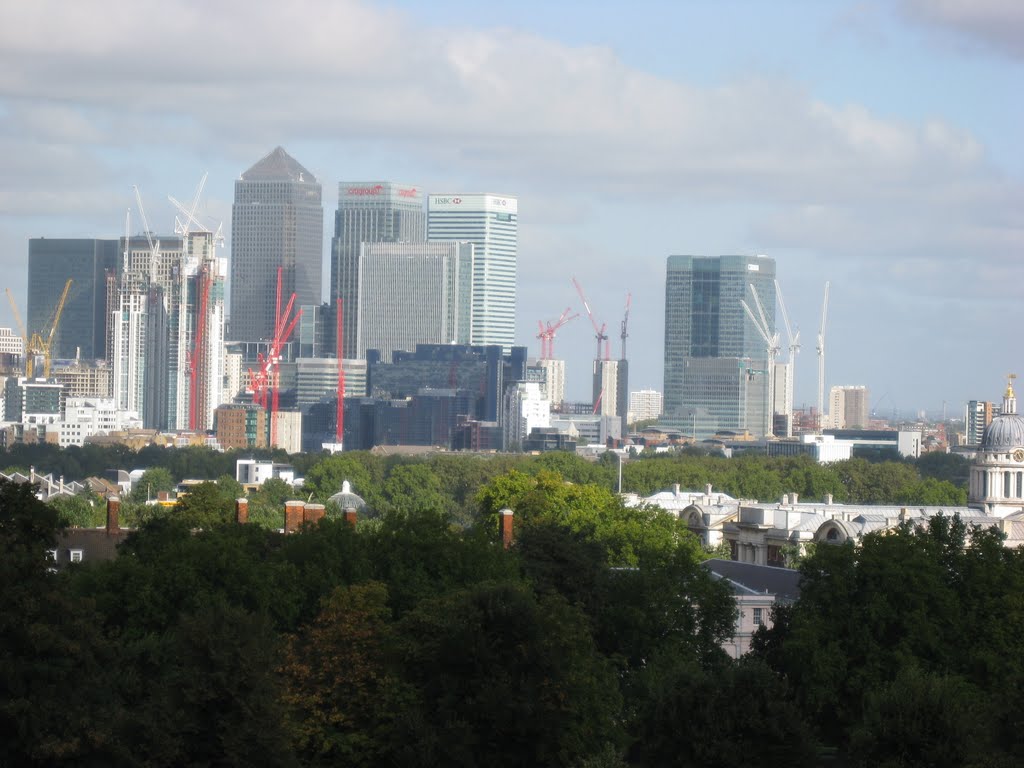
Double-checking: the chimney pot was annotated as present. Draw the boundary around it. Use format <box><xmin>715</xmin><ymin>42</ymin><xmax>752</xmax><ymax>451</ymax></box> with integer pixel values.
<box><xmin>106</xmin><ymin>495</ymin><xmax>121</xmax><ymax>535</ymax></box>
<box><xmin>673</xmin><ymin>483</ymin><xmax>680</xmax><ymax>496</ymax></box>
<box><xmin>791</xmin><ymin>493</ymin><xmax>799</xmax><ymax>504</ymax></box>
<box><xmin>500</xmin><ymin>508</ymin><xmax>514</xmax><ymax>549</ymax></box>
<box><xmin>284</xmin><ymin>500</ymin><xmax>306</xmax><ymax>534</ymax></box>
<box><xmin>705</xmin><ymin>483</ymin><xmax>712</xmax><ymax>496</ymax></box>
<box><xmin>343</xmin><ymin>507</ymin><xmax>358</xmax><ymax>528</ymax></box>
<box><xmin>825</xmin><ymin>493</ymin><xmax>833</xmax><ymax>505</ymax></box>
<box><xmin>235</xmin><ymin>498</ymin><xmax>249</xmax><ymax>524</ymax></box>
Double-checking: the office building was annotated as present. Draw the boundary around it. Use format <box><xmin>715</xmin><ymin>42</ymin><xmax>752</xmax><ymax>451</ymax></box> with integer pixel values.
<box><xmin>536</xmin><ymin>358</ymin><xmax>566</xmax><ymax>407</ymax></box>
<box><xmin>356</xmin><ymin>242</ymin><xmax>473</xmax><ymax>359</ymax></box>
<box><xmin>231</xmin><ymin>147</ymin><xmax>323</xmax><ymax>343</ymax></box>
<box><xmin>214</xmin><ymin>404</ymin><xmax>268</xmax><ymax>449</ymax></box>
<box><xmin>331</xmin><ymin>182</ymin><xmax>425</xmax><ymax>358</ymax></box>
<box><xmin>27</xmin><ymin>238</ymin><xmax>120</xmax><ymax>361</ymax></box>
<box><xmin>428</xmin><ymin>194</ymin><xmax>517</xmax><ymax>348</ymax></box>
<box><xmin>503</xmin><ymin>381</ymin><xmax>551</xmax><ymax>450</ymax></box>
<box><xmin>663</xmin><ymin>255</ymin><xmax>776</xmax><ymax>439</ymax></box>
<box><xmin>828</xmin><ymin>385</ymin><xmax>870</xmax><ymax>430</ymax></box>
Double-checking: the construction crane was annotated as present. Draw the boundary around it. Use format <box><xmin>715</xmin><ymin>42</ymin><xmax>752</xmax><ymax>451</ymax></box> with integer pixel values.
<box><xmin>816</xmin><ymin>281</ymin><xmax>831</xmax><ymax>434</ymax></box>
<box><xmin>5</xmin><ymin>279</ymin><xmax>72</xmax><ymax>379</ymax></box>
<box><xmin>132</xmin><ymin>185</ymin><xmax>161</xmax><ymax>282</ymax></box>
<box><xmin>336</xmin><ymin>298</ymin><xmax>344</xmax><ymax>446</ymax></box>
<box><xmin>773</xmin><ymin>279</ymin><xmax>799</xmax><ymax>438</ymax></box>
<box><xmin>536</xmin><ymin>307</ymin><xmax>579</xmax><ymax>360</ymax></box>
<box><xmin>619</xmin><ymin>292</ymin><xmax>631</xmax><ymax>360</ymax></box>
<box><xmin>740</xmin><ymin>283</ymin><xmax>780</xmax><ymax>438</ymax></box>
<box><xmin>571</xmin><ymin>276</ymin><xmax>609</xmax><ymax>361</ymax></box>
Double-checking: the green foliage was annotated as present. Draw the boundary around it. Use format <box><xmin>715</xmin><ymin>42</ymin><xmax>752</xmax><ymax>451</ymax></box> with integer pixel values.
<box><xmin>174</xmin><ymin>480</ymin><xmax>235</xmax><ymax>528</ymax></box>
<box><xmin>630</xmin><ymin>656</ymin><xmax>816</xmax><ymax>767</ymax></box>
<box><xmin>48</xmin><ymin>492</ymin><xmax>105</xmax><ymax>528</ymax></box>
<box><xmin>130</xmin><ymin>466</ymin><xmax>175</xmax><ymax>502</ymax></box>
<box><xmin>394</xmin><ymin>582</ymin><xmax>624</xmax><ymax>767</ymax></box>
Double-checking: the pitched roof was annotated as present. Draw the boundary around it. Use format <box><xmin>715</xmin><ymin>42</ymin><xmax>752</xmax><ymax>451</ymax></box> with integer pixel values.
<box><xmin>701</xmin><ymin>558</ymin><xmax>803</xmax><ymax>603</ymax></box>
<box><xmin>241</xmin><ymin>146</ymin><xmax>316</xmax><ymax>183</ymax></box>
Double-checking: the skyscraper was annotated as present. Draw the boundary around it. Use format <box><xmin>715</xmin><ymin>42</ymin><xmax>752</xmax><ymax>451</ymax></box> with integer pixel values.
<box><xmin>427</xmin><ymin>194</ymin><xmax>517</xmax><ymax>349</ymax></box>
<box><xmin>828</xmin><ymin>385</ymin><xmax>870</xmax><ymax>429</ymax></box>
<box><xmin>331</xmin><ymin>182</ymin><xmax>425</xmax><ymax>359</ymax></box>
<box><xmin>663</xmin><ymin>254</ymin><xmax>776</xmax><ymax>438</ymax></box>
<box><xmin>27</xmin><ymin>238</ymin><xmax>120</xmax><ymax>361</ymax></box>
<box><xmin>355</xmin><ymin>242</ymin><xmax>473</xmax><ymax>360</ymax></box>
<box><xmin>231</xmin><ymin>147</ymin><xmax>323</xmax><ymax>343</ymax></box>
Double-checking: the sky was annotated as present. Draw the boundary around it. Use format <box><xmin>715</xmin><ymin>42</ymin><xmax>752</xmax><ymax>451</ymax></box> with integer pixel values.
<box><xmin>0</xmin><ymin>0</ymin><xmax>1021</xmax><ymax>418</ymax></box>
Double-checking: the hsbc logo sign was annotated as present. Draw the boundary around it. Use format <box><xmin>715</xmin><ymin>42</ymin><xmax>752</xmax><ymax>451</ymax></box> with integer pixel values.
<box><xmin>433</xmin><ymin>196</ymin><xmax>462</xmax><ymax>205</ymax></box>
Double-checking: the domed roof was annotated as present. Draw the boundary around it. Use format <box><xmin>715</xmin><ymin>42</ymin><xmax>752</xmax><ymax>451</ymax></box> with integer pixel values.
<box><xmin>980</xmin><ymin>377</ymin><xmax>1024</xmax><ymax>451</ymax></box>
<box><xmin>327</xmin><ymin>480</ymin><xmax>367</xmax><ymax>511</ymax></box>
<box><xmin>981</xmin><ymin>414</ymin><xmax>1024</xmax><ymax>451</ymax></box>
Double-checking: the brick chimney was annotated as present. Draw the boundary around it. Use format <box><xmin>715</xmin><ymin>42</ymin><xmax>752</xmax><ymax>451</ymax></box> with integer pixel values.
<box><xmin>284</xmin><ymin>501</ymin><xmax>306</xmax><ymax>534</ymax></box>
<box><xmin>304</xmin><ymin>503</ymin><xmax>326</xmax><ymax>526</ymax></box>
<box><xmin>106</xmin><ymin>495</ymin><xmax>121</xmax><ymax>535</ymax></box>
<box><xmin>499</xmin><ymin>508</ymin><xmax>514</xmax><ymax>549</ymax></box>
<box><xmin>235</xmin><ymin>498</ymin><xmax>249</xmax><ymax>524</ymax></box>
<box><xmin>343</xmin><ymin>507</ymin><xmax>358</xmax><ymax>528</ymax></box>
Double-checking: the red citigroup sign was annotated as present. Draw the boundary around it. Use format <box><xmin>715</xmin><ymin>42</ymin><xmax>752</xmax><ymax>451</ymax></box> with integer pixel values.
<box><xmin>344</xmin><ymin>185</ymin><xmax>420</xmax><ymax>198</ymax></box>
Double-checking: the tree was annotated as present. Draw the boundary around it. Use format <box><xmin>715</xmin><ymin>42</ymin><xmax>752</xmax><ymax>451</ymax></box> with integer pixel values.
<box><xmin>279</xmin><ymin>582</ymin><xmax>406</xmax><ymax>767</ymax></box>
<box><xmin>630</xmin><ymin>656</ymin><xmax>816</xmax><ymax>767</ymax></box>
<box><xmin>130</xmin><ymin>466</ymin><xmax>175</xmax><ymax>503</ymax></box>
<box><xmin>174</xmin><ymin>481</ymin><xmax>234</xmax><ymax>528</ymax></box>
<box><xmin>393</xmin><ymin>583</ymin><xmax>624</xmax><ymax>767</ymax></box>
<box><xmin>48</xmin><ymin>492</ymin><xmax>104</xmax><ymax>528</ymax></box>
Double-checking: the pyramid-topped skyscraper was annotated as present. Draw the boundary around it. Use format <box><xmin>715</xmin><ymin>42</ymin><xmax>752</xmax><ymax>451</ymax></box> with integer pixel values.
<box><xmin>230</xmin><ymin>147</ymin><xmax>323</xmax><ymax>343</ymax></box>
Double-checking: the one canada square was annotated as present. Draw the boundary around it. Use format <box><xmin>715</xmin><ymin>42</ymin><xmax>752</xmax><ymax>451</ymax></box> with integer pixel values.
<box><xmin>428</xmin><ymin>194</ymin><xmax>517</xmax><ymax>349</ymax></box>
<box><xmin>230</xmin><ymin>147</ymin><xmax>323</xmax><ymax>343</ymax></box>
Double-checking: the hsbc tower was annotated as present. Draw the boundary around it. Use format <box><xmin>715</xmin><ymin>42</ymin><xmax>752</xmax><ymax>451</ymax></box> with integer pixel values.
<box><xmin>427</xmin><ymin>194</ymin><xmax>518</xmax><ymax>350</ymax></box>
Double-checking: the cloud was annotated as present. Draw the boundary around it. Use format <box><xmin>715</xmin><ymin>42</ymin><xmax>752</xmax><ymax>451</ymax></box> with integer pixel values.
<box><xmin>0</xmin><ymin>0</ymin><xmax>1019</xmax><ymax>407</ymax></box>
<box><xmin>900</xmin><ymin>0</ymin><xmax>1024</xmax><ymax>58</ymax></box>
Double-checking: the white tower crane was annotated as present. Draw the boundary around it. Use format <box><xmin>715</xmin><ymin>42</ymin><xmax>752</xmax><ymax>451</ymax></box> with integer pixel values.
<box><xmin>131</xmin><ymin>185</ymin><xmax>161</xmax><ymax>283</ymax></box>
<box><xmin>816</xmin><ymin>281</ymin><xmax>830</xmax><ymax>434</ymax></box>
<box><xmin>741</xmin><ymin>283</ymin><xmax>780</xmax><ymax>438</ymax></box>
<box><xmin>774</xmin><ymin>279</ymin><xmax>800</xmax><ymax>437</ymax></box>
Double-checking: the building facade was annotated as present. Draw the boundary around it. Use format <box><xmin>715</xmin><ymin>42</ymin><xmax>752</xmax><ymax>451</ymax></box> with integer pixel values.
<box><xmin>663</xmin><ymin>254</ymin><xmax>776</xmax><ymax>439</ymax></box>
<box><xmin>27</xmin><ymin>238</ymin><xmax>120</xmax><ymax>361</ymax></box>
<box><xmin>829</xmin><ymin>385</ymin><xmax>870</xmax><ymax>429</ymax></box>
<box><xmin>331</xmin><ymin>182</ymin><xmax>426</xmax><ymax>358</ymax></box>
<box><xmin>427</xmin><ymin>194</ymin><xmax>517</xmax><ymax>349</ymax></box>
<box><xmin>628</xmin><ymin>388</ymin><xmax>664</xmax><ymax>425</ymax></box>
<box><xmin>356</xmin><ymin>242</ymin><xmax>473</xmax><ymax>359</ymax></box>
<box><xmin>231</xmin><ymin>147</ymin><xmax>323</xmax><ymax>343</ymax></box>
<box><xmin>966</xmin><ymin>399</ymin><xmax>995</xmax><ymax>447</ymax></box>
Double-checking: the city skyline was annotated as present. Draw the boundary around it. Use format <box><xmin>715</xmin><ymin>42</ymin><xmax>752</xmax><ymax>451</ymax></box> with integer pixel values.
<box><xmin>0</xmin><ymin>1</ymin><xmax>1021</xmax><ymax>414</ymax></box>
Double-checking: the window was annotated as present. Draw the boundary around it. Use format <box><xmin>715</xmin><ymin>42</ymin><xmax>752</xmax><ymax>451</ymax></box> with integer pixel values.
<box><xmin>753</xmin><ymin>608</ymin><xmax>764</xmax><ymax>626</ymax></box>
<box><xmin>69</xmin><ymin>549</ymin><xmax>83</xmax><ymax>563</ymax></box>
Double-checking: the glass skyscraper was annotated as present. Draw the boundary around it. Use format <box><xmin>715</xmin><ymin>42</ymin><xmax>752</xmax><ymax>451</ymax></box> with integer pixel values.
<box><xmin>27</xmin><ymin>238</ymin><xmax>120</xmax><ymax>361</ymax></box>
<box><xmin>427</xmin><ymin>194</ymin><xmax>517</xmax><ymax>349</ymax></box>
<box><xmin>663</xmin><ymin>254</ymin><xmax>776</xmax><ymax>438</ymax></box>
<box><xmin>330</xmin><ymin>182</ymin><xmax>425</xmax><ymax>359</ymax></box>
<box><xmin>230</xmin><ymin>147</ymin><xmax>323</xmax><ymax>343</ymax></box>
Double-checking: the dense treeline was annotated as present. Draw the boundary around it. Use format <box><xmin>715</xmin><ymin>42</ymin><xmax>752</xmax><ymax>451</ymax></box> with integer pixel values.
<box><xmin>751</xmin><ymin>516</ymin><xmax>1024</xmax><ymax>766</ymax></box>
<box><xmin>9</xmin><ymin>444</ymin><xmax>968</xmax><ymax>531</ymax></box>
<box><xmin>4</xmin><ymin>459</ymin><xmax>1018</xmax><ymax>766</ymax></box>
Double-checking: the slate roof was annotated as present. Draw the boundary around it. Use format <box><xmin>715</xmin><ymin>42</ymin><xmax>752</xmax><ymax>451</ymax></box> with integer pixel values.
<box><xmin>701</xmin><ymin>558</ymin><xmax>803</xmax><ymax>603</ymax></box>
<box><xmin>241</xmin><ymin>146</ymin><xmax>316</xmax><ymax>183</ymax></box>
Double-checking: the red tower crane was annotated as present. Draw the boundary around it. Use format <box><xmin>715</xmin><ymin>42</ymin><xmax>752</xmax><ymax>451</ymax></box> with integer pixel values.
<box><xmin>342</xmin><ymin>299</ymin><xmax>350</xmax><ymax>448</ymax></box>
<box><xmin>535</xmin><ymin>307</ymin><xmax>579</xmax><ymax>359</ymax></box>
<box><xmin>571</xmin><ymin>276</ymin><xmax>609</xmax><ymax>361</ymax></box>
<box><xmin>249</xmin><ymin>268</ymin><xmax>302</xmax><ymax>447</ymax></box>
<box><xmin>619</xmin><ymin>292</ymin><xmax>631</xmax><ymax>360</ymax></box>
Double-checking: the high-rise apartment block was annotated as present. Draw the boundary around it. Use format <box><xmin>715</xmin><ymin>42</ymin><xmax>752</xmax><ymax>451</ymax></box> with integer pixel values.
<box><xmin>356</xmin><ymin>242</ymin><xmax>473</xmax><ymax>360</ymax></box>
<box><xmin>628</xmin><ymin>389</ymin><xmax>664</xmax><ymax>425</ymax></box>
<box><xmin>966</xmin><ymin>400</ymin><xmax>995</xmax><ymax>447</ymax></box>
<box><xmin>828</xmin><ymin>385</ymin><xmax>870</xmax><ymax>429</ymax></box>
<box><xmin>331</xmin><ymin>182</ymin><xmax>426</xmax><ymax>358</ymax></box>
<box><xmin>28</xmin><ymin>238</ymin><xmax>120</xmax><ymax>361</ymax></box>
<box><xmin>231</xmin><ymin>147</ymin><xmax>323</xmax><ymax>343</ymax></box>
<box><xmin>428</xmin><ymin>194</ymin><xmax>517</xmax><ymax>349</ymax></box>
<box><xmin>663</xmin><ymin>255</ymin><xmax>776</xmax><ymax>438</ymax></box>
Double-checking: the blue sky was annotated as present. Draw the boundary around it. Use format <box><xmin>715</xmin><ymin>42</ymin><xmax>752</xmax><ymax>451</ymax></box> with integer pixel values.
<box><xmin>0</xmin><ymin>0</ymin><xmax>1021</xmax><ymax>416</ymax></box>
